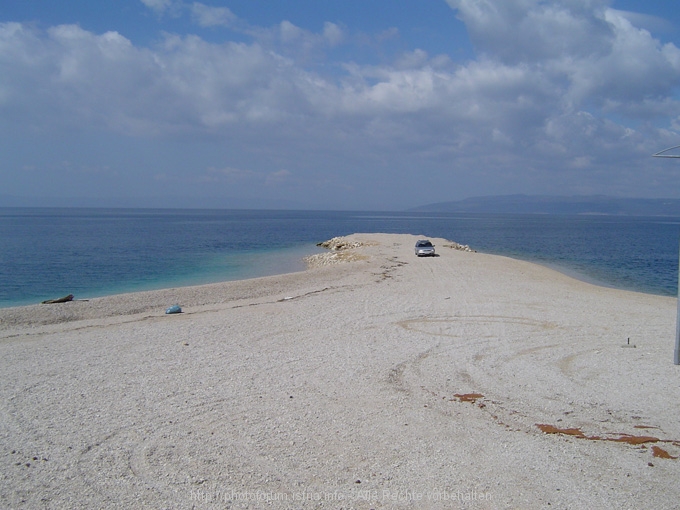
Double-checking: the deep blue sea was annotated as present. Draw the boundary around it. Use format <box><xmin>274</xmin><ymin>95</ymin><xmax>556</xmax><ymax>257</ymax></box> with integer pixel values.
<box><xmin>1</xmin><ymin>208</ymin><xmax>679</xmax><ymax>308</ymax></box>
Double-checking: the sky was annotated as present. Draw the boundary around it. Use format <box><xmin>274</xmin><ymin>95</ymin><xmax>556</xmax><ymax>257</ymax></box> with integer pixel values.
<box><xmin>2</xmin><ymin>0</ymin><xmax>680</xmax><ymax>210</ymax></box>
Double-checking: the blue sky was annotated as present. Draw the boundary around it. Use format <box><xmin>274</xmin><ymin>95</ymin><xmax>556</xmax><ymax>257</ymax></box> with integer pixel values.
<box><xmin>2</xmin><ymin>0</ymin><xmax>680</xmax><ymax>209</ymax></box>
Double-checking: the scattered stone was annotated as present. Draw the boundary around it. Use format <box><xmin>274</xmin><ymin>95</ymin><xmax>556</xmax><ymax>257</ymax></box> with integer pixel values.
<box><xmin>442</xmin><ymin>241</ymin><xmax>476</xmax><ymax>252</ymax></box>
<box><xmin>41</xmin><ymin>294</ymin><xmax>74</xmax><ymax>304</ymax></box>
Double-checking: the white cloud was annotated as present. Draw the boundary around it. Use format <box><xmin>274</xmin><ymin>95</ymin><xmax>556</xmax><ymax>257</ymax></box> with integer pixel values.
<box><xmin>265</xmin><ymin>169</ymin><xmax>292</xmax><ymax>186</ymax></box>
<box><xmin>3</xmin><ymin>9</ymin><xmax>677</xmax><ymax>142</ymax></box>
<box><xmin>190</xmin><ymin>3</ymin><xmax>237</xmax><ymax>28</ymax></box>
<box><xmin>140</xmin><ymin>0</ymin><xmax>183</xmax><ymax>16</ymax></box>
<box><xmin>140</xmin><ymin>0</ymin><xmax>172</xmax><ymax>12</ymax></box>
<box><xmin>322</xmin><ymin>22</ymin><xmax>344</xmax><ymax>46</ymax></box>
<box><xmin>446</xmin><ymin>1</ymin><xmax>680</xmax><ymax>117</ymax></box>
<box><xmin>611</xmin><ymin>9</ymin><xmax>675</xmax><ymax>34</ymax></box>
<box><xmin>199</xmin><ymin>166</ymin><xmax>255</xmax><ymax>183</ymax></box>
<box><xmin>2</xmin><ymin>0</ymin><xmax>680</xmax><ymax>207</ymax></box>
<box><xmin>554</xmin><ymin>9</ymin><xmax>680</xmax><ymax>108</ymax></box>
<box><xmin>446</xmin><ymin>0</ymin><xmax>612</xmax><ymax>63</ymax></box>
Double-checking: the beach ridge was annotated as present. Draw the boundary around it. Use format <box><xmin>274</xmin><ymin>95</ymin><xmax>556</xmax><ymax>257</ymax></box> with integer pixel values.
<box><xmin>1</xmin><ymin>233</ymin><xmax>678</xmax><ymax>508</ymax></box>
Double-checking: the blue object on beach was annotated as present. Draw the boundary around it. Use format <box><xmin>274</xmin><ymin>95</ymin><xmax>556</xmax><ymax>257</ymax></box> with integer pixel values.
<box><xmin>165</xmin><ymin>304</ymin><xmax>182</xmax><ymax>314</ymax></box>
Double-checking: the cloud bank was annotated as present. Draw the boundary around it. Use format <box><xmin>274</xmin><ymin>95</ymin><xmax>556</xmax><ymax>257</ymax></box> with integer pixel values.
<box><xmin>1</xmin><ymin>0</ymin><xmax>680</xmax><ymax>209</ymax></box>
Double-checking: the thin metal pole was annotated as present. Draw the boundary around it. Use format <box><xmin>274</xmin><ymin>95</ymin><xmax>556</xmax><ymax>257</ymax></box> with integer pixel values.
<box><xmin>676</xmin><ymin>237</ymin><xmax>680</xmax><ymax>364</ymax></box>
<box><xmin>654</xmin><ymin>145</ymin><xmax>680</xmax><ymax>158</ymax></box>
<box><xmin>653</xmin><ymin>146</ymin><xmax>680</xmax><ymax>364</ymax></box>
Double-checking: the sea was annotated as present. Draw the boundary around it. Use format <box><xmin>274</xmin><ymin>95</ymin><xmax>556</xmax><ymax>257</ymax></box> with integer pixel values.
<box><xmin>1</xmin><ymin>208</ymin><xmax>679</xmax><ymax>308</ymax></box>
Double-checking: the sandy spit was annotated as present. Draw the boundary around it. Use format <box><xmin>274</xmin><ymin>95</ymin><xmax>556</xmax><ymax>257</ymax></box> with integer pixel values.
<box><xmin>1</xmin><ymin>233</ymin><xmax>679</xmax><ymax>509</ymax></box>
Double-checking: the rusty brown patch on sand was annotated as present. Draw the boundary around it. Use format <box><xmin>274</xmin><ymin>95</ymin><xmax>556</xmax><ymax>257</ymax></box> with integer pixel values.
<box><xmin>652</xmin><ymin>446</ymin><xmax>678</xmax><ymax>459</ymax></box>
<box><xmin>536</xmin><ymin>424</ymin><xmax>586</xmax><ymax>437</ymax></box>
<box><xmin>442</xmin><ymin>389</ymin><xmax>679</xmax><ymax>461</ymax></box>
<box><xmin>453</xmin><ymin>393</ymin><xmax>484</xmax><ymax>403</ymax></box>
<box><xmin>537</xmin><ymin>424</ymin><xmax>660</xmax><ymax>444</ymax></box>
<box><xmin>609</xmin><ymin>434</ymin><xmax>660</xmax><ymax>445</ymax></box>
<box><xmin>536</xmin><ymin>424</ymin><xmax>678</xmax><ymax>459</ymax></box>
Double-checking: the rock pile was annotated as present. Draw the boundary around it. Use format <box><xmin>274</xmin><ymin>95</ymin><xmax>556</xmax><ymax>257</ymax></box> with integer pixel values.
<box><xmin>316</xmin><ymin>237</ymin><xmax>364</xmax><ymax>251</ymax></box>
<box><xmin>305</xmin><ymin>237</ymin><xmax>368</xmax><ymax>267</ymax></box>
<box><xmin>442</xmin><ymin>241</ymin><xmax>476</xmax><ymax>252</ymax></box>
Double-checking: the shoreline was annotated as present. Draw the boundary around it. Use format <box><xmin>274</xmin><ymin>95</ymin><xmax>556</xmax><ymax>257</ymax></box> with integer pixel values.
<box><xmin>3</xmin><ymin>209</ymin><xmax>679</xmax><ymax>310</ymax></box>
<box><xmin>1</xmin><ymin>232</ymin><xmax>672</xmax><ymax>314</ymax></box>
<box><xmin>0</xmin><ymin>236</ymin><xmax>672</xmax><ymax>334</ymax></box>
<box><xmin>1</xmin><ymin>233</ymin><xmax>679</xmax><ymax>508</ymax></box>
<box><xmin>0</xmin><ymin>242</ymin><xmax>323</xmax><ymax>311</ymax></box>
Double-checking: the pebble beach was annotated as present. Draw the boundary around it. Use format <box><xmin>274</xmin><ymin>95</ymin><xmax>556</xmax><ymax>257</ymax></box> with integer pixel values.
<box><xmin>1</xmin><ymin>233</ymin><xmax>679</xmax><ymax>509</ymax></box>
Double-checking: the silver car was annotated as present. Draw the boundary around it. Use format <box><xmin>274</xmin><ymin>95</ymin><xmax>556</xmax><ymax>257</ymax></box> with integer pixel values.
<box><xmin>415</xmin><ymin>239</ymin><xmax>435</xmax><ymax>257</ymax></box>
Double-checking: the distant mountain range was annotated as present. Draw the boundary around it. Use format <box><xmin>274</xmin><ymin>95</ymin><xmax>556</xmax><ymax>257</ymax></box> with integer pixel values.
<box><xmin>410</xmin><ymin>195</ymin><xmax>680</xmax><ymax>216</ymax></box>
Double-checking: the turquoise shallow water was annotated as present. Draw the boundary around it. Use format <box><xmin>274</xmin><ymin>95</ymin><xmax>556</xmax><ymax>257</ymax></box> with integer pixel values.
<box><xmin>1</xmin><ymin>208</ymin><xmax>679</xmax><ymax>308</ymax></box>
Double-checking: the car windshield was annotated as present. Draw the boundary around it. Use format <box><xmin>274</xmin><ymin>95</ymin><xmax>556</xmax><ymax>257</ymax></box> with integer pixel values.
<box><xmin>417</xmin><ymin>241</ymin><xmax>432</xmax><ymax>247</ymax></box>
